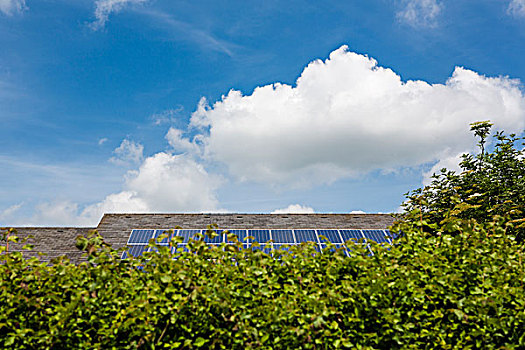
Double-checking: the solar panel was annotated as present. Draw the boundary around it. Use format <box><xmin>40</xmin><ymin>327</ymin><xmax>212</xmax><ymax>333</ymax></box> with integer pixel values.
<box><xmin>175</xmin><ymin>229</ymin><xmax>201</xmax><ymax>243</ymax></box>
<box><xmin>271</xmin><ymin>229</ymin><xmax>295</xmax><ymax>244</ymax></box>
<box><xmin>273</xmin><ymin>244</ymin><xmax>293</xmax><ymax>252</ymax></box>
<box><xmin>317</xmin><ymin>229</ymin><xmax>343</xmax><ymax>244</ymax></box>
<box><xmin>294</xmin><ymin>229</ymin><xmax>318</xmax><ymax>243</ymax></box>
<box><xmin>252</xmin><ymin>245</ymin><xmax>272</xmax><ymax>254</ymax></box>
<box><xmin>225</xmin><ymin>229</ymin><xmax>248</xmax><ymax>244</ymax></box>
<box><xmin>153</xmin><ymin>229</ymin><xmax>172</xmax><ymax>245</ymax></box>
<box><xmin>249</xmin><ymin>229</ymin><xmax>271</xmax><ymax>243</ymax></box>
<box><xmin>126</xmin><ymin>245</ymin><xmax>149</xmax><ymax>258</ymax></box>
<box><xmin>339</xmin><ymin>230</ymin><xmax>364</xmax><ymax>242</ymax></box>
<box><xmin>204</xmin><ymin>229</ymin><xmax>224</xmax><ymax>244</ymax></box>
<box><xmin>320</xmin><ymin>244</ymin><xmax>350</xmax><ymax>256</ymax></box>
<box><xmin>128</xmin><ymin>229</ymin><xmax>155</xmax><ymax>244</ymax></box>
<box><xmin>122</xmin><ymin>228</ymin><xmax>394</xmax><ymax>259</ymax></box>
<box><xmin>362</xmin><ymin>230</ymin><xmax>389</xmax><ymax>244</ymax></box>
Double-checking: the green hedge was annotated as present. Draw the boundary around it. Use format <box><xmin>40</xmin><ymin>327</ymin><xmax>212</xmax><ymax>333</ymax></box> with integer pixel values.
<box><xmin>1</xmin><ymin>219</ymin><xmax>524</xmax><ymax>349</ymax></box>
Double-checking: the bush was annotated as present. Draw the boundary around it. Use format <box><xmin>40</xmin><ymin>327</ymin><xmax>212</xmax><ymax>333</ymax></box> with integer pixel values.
<box><xmin>1</xmin><ymin>222</ymin><xmax>524</xmax><ymax>349</ymax></box>
<box><xmin>403</xmin><ymin>121</ymin><xmax>525</xmax><ymax>240</ymax></box>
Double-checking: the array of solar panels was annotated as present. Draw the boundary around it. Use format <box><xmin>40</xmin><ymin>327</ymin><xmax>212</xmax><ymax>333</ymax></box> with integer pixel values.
<box><xmin>122</xmin><ymin>229</ymin><xmax>393</xmax><ymax>259</ymax></box>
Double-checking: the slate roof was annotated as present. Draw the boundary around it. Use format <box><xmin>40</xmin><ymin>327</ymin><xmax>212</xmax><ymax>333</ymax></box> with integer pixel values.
<box><xmin>6</xmin><ymin>227</ymin><xmax>95</xmax><ymax>263</ymax></box>
<box><xmin>5</xmin><ymin>213</ymin><xmax>395</xmax><ymax>264</ymax></box>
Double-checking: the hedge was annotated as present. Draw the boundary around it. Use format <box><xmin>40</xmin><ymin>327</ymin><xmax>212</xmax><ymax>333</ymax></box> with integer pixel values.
<box><xmin>1</xmin><ymin>216</ymin><xmax>524</xmax><ymax>349</ymax></box>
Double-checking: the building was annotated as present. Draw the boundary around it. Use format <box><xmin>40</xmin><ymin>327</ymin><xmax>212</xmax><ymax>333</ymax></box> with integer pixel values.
<box><xmin>5</xmin><ymin>213</ymin><xmax>395</xmax><ymax>263</ymax></box>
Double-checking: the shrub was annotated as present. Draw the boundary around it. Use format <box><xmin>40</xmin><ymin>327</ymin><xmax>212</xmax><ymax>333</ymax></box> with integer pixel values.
<box><xmin>403</xmin><ymin>121</ymin><xmax>525</xmax><ymax>240</ymax></box>
<box><xmin>1</xmin><ymin>222</ymin><xmax>524</xmax><ymax>349</ymax></box>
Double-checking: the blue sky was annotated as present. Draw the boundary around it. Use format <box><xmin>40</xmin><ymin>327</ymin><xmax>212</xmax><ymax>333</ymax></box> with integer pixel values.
<box><xmin>1</xmin><ymin>0</ymin><xmax>525</xmax><ymax>226</ymax></box>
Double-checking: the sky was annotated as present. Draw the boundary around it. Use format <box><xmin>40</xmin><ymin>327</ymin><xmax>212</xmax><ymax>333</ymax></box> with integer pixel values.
<box><xmin>1</xmin><ymin>0</ymin><xmax>525</xmax><ymax>226</ymax></box>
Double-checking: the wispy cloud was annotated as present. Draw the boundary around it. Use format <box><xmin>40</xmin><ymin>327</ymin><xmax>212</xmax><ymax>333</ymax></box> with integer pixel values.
<box><xmin>0</xmin><ymin>0</ymin><xmax>27</xmax><ymax>16</ymax></box>
<box><xmin>397</xmin><ymin>0</ymin><xmax>442</xmax><ymax>28</ymax></box>
<box><xmin>0</xmin><ymin>202</ymin><xmax>23</xmax><ymax>222</ymax></box>
<box><xmin>141</xmin><ymin>9</ymin><xmax>237</xmax><ymax>57</ymax></box>
<box><xmin>150</xmin><ymin>107</ymin><xmax>184</xmax><ymax>126</ymax></box>
<box><xmin>508</xmin><ymin>0</ymin><xmax>525</xmax><ymax>17</ymax></box>
<box><xmin>90</xmin><ymin>0</ymin><xmax>148</xmax><ymax>30</ymax></box>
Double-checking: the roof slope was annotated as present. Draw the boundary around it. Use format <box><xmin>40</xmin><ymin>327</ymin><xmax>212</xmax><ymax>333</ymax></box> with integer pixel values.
<box><xmin>4</xmin><ymin>213</ymin><xmax>395</xmax><ymax>264</ymax></box>
<box><xmin>7</xmin><ymin>227</ymin><xmax>95</xmax><ymax>263</ymax></box>
<box><xmin>97</xmin><ymin>213</ymin><xmax>395</xmax><ymax>250</ymax></box>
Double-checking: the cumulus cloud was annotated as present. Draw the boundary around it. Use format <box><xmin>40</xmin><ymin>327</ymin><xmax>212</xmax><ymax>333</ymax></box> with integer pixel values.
<box><xmin>109</xmin><ymin>139</ymin><xmax>144</xmax><ymax>166</ymax></box>
<box><xmin>271</xmin><ymin>204</ymin><xmax>315</xmax><ymax>214</ymax></box>
<box><xmin>90</xmin><ymin>0</ymin><xmax>148</xmax><ymax>30</ymax></box>
<box><xmin>32</xmin><ymin>153</ymin><xmax>221</xmax><ymax>226</ymax></box>
<box><xmin>0</xmin><ymin>0</ymin><xmax>26</xmax><ymax>16</ymax></box>
<box><xmin>190</xmin><ymin>45</ymin><xmax>525</xmax><ymax>187</ymax></box>
<box><xmin>32</xmin><ymin>201</ymin><xmax>83</xmax><ymax>226</ymax></box>
<box><xmin>396</xmin><ymin>0</ymin><xmax>442</xmax><ymax>27</ymax></box>
<box><xmin>166</xmin><ymin>127</ymin><xmax>203</xmax><ymax>156</ymax></box>
<box><xmin>508</xmin><ymin>0</ymin><xmax>525</xmax><ymax>17</ymax></box>
<box><xmin>421</xmin><ymin>152</ymin><xmax>464</xmax><ymax>186</ymax></box>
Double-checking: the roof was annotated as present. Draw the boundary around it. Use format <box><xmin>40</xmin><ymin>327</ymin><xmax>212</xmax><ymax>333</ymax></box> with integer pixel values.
<box><xmin>6</xmin><ymin>227</ymin><xmax>95</xmax><ymax>263</ymax></box>
<box><xmin>6</xmin><ymin>213</ymin><xmax>395</xmax><ymax>264</ymax></box>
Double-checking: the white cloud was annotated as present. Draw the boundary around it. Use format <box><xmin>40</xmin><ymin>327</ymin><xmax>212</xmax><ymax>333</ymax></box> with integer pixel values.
<box><xmin>166</xmin><ymin>128</ymin><xmax>202</xmax><ymax>156</ymax></box>
<box><xmin>190</xmin><ymin>45</ymin><xmax>525</xmax><ymax>187</ymax></box>
<box><xmin>90</xmin><ymin>0</ymin><xmax>148</xmax><ymax>30</ymax></box>
<box><xmin>349</xmin><ymin>210</ymin><xmax>366</xmax><ymax>214</ymax></box>
<box><xmin>151</xmin><ymin>107</ymin><xmax>184</xmax><ymax>126</ymax></box>
<box><xmin>33</xmin><ymin>201</ymin><xmax>84</xmax><ymax>227</ymax></box>
<box><xmin>32</xmin><ymin>152</ymin><xmax>221</xmax><ymax>226</ymax></box>
<box><xmin>98</xmin><ymin>137</ymin><xmax>108</xmax><ymax>145</ymax></box>
<box><xmin>508</xmin><ymin>0</ymin><xmax>525</xmax><ymax>17</ymax></box>
<box><xmin>422</xmin><ymin>151</ymin><xmax>464</xmax><ymax>186</ymax></box>
<box><xmin>141</xmin><ymin>9</ymin><xmax>236</xmax><ymax>56</ymax></box>
<box><xmin>0</xmin><ymin>202</ymin><xmax>23</xmax><ymax>223</ymax></box>
<box><xmin>397</xmin><ymin>0</ymin><xmax>442</xmax><ymax>27</ymax></box>
<box><xmin>109</xmin><ymin>139</ymin><xmax>144</xmax><ymax>166</ymax></box>
<box><xmin>271</xmin><ymin>204</ymin><xmax>315</xmax><ymax>214</ymax></box>
<box><xmin>0</xmin><ymin>0</ymin><xmax>26</xmax><ymax>16</ymax></box>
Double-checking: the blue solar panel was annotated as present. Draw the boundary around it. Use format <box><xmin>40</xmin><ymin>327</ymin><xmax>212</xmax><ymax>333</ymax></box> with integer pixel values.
<box><xmin>204</xmin><ymin>229</ymin><xmax>224</xmax><ymax>244</ymax></box>
<box><xmin>320</xmin><ymin>244</ymin><xmax>349</xmax><ymax>256</ymax></box>
<box><xmin>128</xmin><ymin>229</ymin><xmax>155</xmax><ymax>244</ymax></box>
<box><xmin>317</xmin><ymin>229</ymin><xmax>343</xmax><ymax>244</ymax></box>
<box><xmin>362</xmin><ymin>230</ymin><xmax>389</xmax><ymax>243</ymax></box>
<box><xmin>252</xmin><ymin>245</ymin><xmax>272</xmax><ymax>254</ymax></box>
<box><xmin>175</xmin><ymin>229</ymin><xmax>201</xmax><ymax>243</ymax></box>
<box><xmin>123</xmin><ymin>227</ymin><xmax>395</xmax><ymax>259</ymax></box>
<box><xmin>385</xmin><ymin>229</ymin><xmax>397</xmax><ymax>241</ymax></box>
<box><xmin>153</xmin><ymin>229</ymin><xmax>172</xmax><ymax>245</ymax></box>
<box><xmin>294</xmin><ymin>229</ymin><xmax>318</xmax><ymax>243</ymax></box>
<box><xmin>126</xmin><ymin>245</ymin><xmax>149</xmax><ymax>258</ymax></box>
<box><xmin>249</xmin><ymin>229</ymin><xmax>271</xmax><ymax>243</ymax></box>
<box><xmin>271</xmin><ymin>229</ymin><xmax>295</xmax><ymax>244</ymax></box>
<box><xmin>273</xmin><ymin>244</ymin><xmax>293</xmax><ymax>252</ymax></box>
<box><xmin>339</xmin><ymin>230</ymin><xmax>364</xmax><ymax>242</ymax></box>
<box><xmin>225</xmin><ymin>229</ymin><xmax>248</xmax><ymax>243</ymax></box>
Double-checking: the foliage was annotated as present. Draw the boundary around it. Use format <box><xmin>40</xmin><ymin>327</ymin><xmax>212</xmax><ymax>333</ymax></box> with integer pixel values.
<box><xmin>1</xmin><ymin>221</ymin><xmax>525</xmax><ymax>349</ymax></box>
<box><xmin>403</xmin><ymin>121</ymin><xmax>525</xmax><ymax>240</ymax></box>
